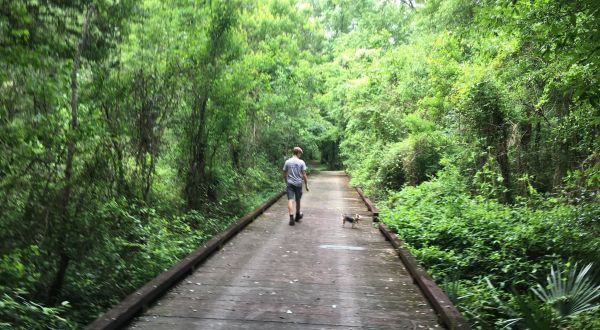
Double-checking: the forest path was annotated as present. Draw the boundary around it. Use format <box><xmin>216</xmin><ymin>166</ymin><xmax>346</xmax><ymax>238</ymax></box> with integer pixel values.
<box><xmin>128</xmin><ymin>171</ymin><xmax>441</xmax><ymax>329</ymax></box>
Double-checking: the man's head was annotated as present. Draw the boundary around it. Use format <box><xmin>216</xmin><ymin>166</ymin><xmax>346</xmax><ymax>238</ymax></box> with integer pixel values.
<box><xmin>293</xmin><ymin>147</ymin><xmax>303</xmax><ymax>157</ymax></box>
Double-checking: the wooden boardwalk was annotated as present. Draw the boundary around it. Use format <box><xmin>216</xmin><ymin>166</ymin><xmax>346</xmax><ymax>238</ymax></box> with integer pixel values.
<box><xmin>128</xmin><ymin>171</ymin><xmax>442</xmax><ymax>329</ymax></box>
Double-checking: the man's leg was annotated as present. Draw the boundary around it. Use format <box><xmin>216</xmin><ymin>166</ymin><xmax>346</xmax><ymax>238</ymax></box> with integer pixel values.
<box><xmin>295</xmin><ymin>184</ymin><xmax>303</xmax><ymax>221</ymax></box>
<box><xmin>288</xmin><ymin>199</ymin><xmax>296</xmax><ymax>225</ymax></box>
<box><xmin>286</xmin><ymin>185</ymin><xmax>296</xmax><ymax>225</ymax></box>
<box><xmin>288</xmin><ymin>199</ymin><xmax>295</xmax><ymax>216</ymax></box>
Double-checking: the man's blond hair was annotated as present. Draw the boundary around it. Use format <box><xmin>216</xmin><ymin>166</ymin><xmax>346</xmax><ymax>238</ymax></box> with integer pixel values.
<box><xmin>293</xmin><ymin>147</ymin><xmax>303</xmax><ymax>156</ymax></box>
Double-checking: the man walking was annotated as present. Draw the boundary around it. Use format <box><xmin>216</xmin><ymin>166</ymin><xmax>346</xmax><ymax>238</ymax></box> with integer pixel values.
<box><xmin>283</xmin><ymin>147</ymin><xmax>309</xmax><ymax>226</ymax></box>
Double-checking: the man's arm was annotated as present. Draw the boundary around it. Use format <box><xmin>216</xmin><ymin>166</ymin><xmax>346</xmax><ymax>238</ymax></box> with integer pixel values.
<box><xmin>303</xmin><ymin>171</ymin><xmax>309</xmax><ymax>191</ymax></box>
<box><xmin>283</xmin><ymin>170</ymin><xmax>288</xmax><ymax>183</ymax></box>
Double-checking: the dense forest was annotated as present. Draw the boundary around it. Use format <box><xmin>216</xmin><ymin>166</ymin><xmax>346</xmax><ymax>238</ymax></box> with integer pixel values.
<box><xmin>1</xmin><ymin>0</ymin><xmax>598</xmax><ymax>329</ymax></box>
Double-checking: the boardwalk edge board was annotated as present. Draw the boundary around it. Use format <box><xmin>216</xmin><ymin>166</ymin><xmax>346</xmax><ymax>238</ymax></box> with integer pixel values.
<box><xmin>352</xmin><ymin>181</ymin><xmax>469</xmax><ymax>329</ymax></box>
<box><xmin>354</xmin><ymin>187</ymin><xmax>379</xmax><ymax>221</ymax></box>
<box><xmin>378</xmin><ymin>224</ymin><xmax>471</xmax><ymax>330</ymax></box>
<box><xmin>86</xmin><ymin>191</ymin><xmax>285</xmax><ymax>330</ymax></box>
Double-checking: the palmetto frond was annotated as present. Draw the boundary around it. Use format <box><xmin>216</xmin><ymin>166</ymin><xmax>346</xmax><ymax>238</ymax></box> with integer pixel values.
<box><xmin>531</xmin><ymin>263</ymin><xmax>600</xmax><ymax>317</ymax></box>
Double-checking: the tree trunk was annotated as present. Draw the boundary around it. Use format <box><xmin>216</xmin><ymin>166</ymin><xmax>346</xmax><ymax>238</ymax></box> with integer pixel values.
<box><xmin>496</xmin><ymin>139</ymin><xmax>512</xmax><ymax>204</ymax></box>
<box><xmin>48</xmin><ymin>4</ymin><xmax>96</xmax><ymax>302</ymax></box>
<box><xmin>552</xmin><ymin>98</ymin><xmax>571</xmax><ymax>190</ymax></box>
<box><xmin>516</xmin><ymin>121</ymin><xmax>532</xmax><ymax>195</ymax></box>
<box><xmin>185</xmin><ymin>89</ymin><xmax>209</xmax><ymax>210</ymax></box>
<box><xmin>184</xmin><ymin>2</ymin><xmax>235</xmax><ymax>209</ymax></box>
<box><xmin>553</xmin><ymin>142</ymin><xmax>569</xmax><ymax>188</ymax></box>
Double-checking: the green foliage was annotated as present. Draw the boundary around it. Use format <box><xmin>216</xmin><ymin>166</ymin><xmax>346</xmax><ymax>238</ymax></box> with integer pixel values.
<box><xmin>2</xmin><ymin>0</ymin><xmax>600</xmax><ymax>327</ymax></box>
<box><xmin>486</xmin><ymin>262</ymin><xmax>600</xmax><ymax>329</ymax></box>
<box><xmin>318</xmin><ymin>1</ymin><xmax>600</xmax><ymax>325</ymax></box>
<box><xmin>508</xmin><ymin>292</ymin><xmax>555</xmax><ymax>330</ymax></box>
<box><xmin>380</xmin><ymin>166</ymin><xmax>600</xmax><ymax>327</ymax></box>
<box><xmin>1</xmin><ymin>0</ymin><xmax>324</xmax><ymax>327</ymax></box>
<box><xmin>531</xmin><ymin>263</ymin><xmax>600</xmax><ymax>318</ymax></box>
<box><xmin>0</xmin><ymin>294</ymin><xmax>73</xmax><ymax>330</ymax></box>
<box><xmin>322</xmin><ymin>0</ymin><xmax>600</xmax><ymax>201</ymax></box>
<box><xmin>376</xmin><ymin>132</ymin><xmax>445</xmax><ymax>191</ymax></box>
<box><xmin>0</xmin><ymin>247</ymin><xmax>75</xmax><ymax>329</ymax></box>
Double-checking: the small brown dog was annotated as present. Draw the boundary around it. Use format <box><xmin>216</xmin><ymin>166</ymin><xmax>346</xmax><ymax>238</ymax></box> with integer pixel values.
<box><xmin>342</xmin><ymin>213</ymin><xmax>361</xmax><ymax>228</ymax></box>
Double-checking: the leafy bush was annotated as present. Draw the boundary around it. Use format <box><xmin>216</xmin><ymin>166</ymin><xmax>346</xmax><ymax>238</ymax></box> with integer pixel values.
<box><xmin>488</xmin><ymin>262</ymin><xmax>600</xmax><ymax>329</ymax></box>
<box><xmin>0</xmin><ymin>247</ymin><xmax>75</xmax><ymax>329</ymax></box>
<box><xmin>376</xmin><ymin>142</ymin><xmax>407</xmax><ymax>191</ymax></box>
<box><xmin>380</xmin><ymin>166</ymin><xmax>600</xmax><ymax>327</ymax></box>
<box><xmin>376</xmin><ymin>132</ymin><xmax>445</xmax><ymax>190</ymax></box>
<box><xmin>0</xmin><ymin>294</ymin><xmax>73</xmax><ymax>330</ymax></box>
<box><xmin>0</xmin><ymin>162</ymin><xmax>281</xmax><ymax>328</ymax></box>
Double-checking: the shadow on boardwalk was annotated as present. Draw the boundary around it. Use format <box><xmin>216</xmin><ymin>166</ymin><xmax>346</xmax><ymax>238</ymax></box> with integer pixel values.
<box><xmin>129</xmin><ymin>171</ymin><xmax>441</xmax><ymax>329</ymax></box>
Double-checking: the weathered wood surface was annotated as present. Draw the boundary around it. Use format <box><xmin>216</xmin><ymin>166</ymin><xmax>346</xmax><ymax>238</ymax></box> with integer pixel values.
<box><xmin>128</xmin><ymin>171</ymin><xmax>442</xmax><ymax>329</ymax></box>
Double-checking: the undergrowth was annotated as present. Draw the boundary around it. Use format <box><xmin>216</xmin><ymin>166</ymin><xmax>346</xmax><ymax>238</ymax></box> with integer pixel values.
<box><xmin>379</xmin><ymin>167</ymin><xmax>600</xmax><ymax>328</ymax></box>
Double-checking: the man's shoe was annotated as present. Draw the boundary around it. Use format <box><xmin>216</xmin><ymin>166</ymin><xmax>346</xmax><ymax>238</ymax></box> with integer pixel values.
<box><xmin>295</xmin><ymin>212</ymin><xmax>303</xmax><ymax>222</ymax></box>
<box><xmin>289</xmin><ymin>215</ymin><xmax>295</xmax><ymax>226</ymax></box>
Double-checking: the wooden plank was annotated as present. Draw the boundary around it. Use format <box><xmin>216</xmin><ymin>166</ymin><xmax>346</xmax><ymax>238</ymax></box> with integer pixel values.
<box><xmin>379</xmin><ymin>224</ymin><xmax>471</xmax><ymax>330</ymax></box>
<box><xmin>130</xmin><ymin>315</ymin><xmax>427</xmax><ymax>330</ymax></box>
<box><xmin>86</xmin><ymin>191</ymin><xmax>285</xmax><ymax>330</ymax></box>
<box><xmin>143</xmin><ymin>299</ymin><xmax>440</xmax><ymax>322</ymax></box>
<box><xmin>164</xmin><ymin>280</ymin><xmax>426</xmax><ymax>303</ymax></box>
<box><xmin>158</xmin><ymin>289</ymin><xmax>427</xmax><ymax>307</ymax></box>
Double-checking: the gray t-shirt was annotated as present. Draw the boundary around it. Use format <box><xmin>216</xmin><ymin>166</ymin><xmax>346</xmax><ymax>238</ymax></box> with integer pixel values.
<box><xmin>283</xmin><ymin>157</ymin><xmax>307</xmax><ymax>187</ymax></box>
